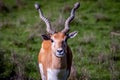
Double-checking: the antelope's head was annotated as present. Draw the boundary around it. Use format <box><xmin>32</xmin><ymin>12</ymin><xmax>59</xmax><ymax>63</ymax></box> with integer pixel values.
<box><xmin>35</xmin><ymin>2</ymin><xmax>80</xmax><ymax>57</ymax></box>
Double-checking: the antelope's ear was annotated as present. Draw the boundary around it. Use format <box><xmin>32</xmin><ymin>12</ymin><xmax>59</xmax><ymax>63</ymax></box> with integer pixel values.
<box><xmin>68</xmin><ymin>31</ymin><xmax>78</xmax><ymax>38</ymax></box>
<box><xmin>41</xmin><ymin>34</ymin><xmax>50</xmax><ymax>40</ymax></box>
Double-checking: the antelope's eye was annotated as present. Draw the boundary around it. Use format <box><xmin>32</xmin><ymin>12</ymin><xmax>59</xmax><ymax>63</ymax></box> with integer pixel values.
<box><xmin>51</xmin><ymin>39</ymin><xmax>54</xmax><ymax>43</ymax></box>
<box><xmin>62</xmin><ymin>41</ymin><xmax>65</xmax><ymax>44</ymax></box>
<box><xmin>62</xmin><ymin>40</ymin><xmax>66</xmax><ymax>45</ymax></box>
<box><xmin>64</xmin><ymin>38</ymin><xmax>68</xmax><ymax>42</ymax></box>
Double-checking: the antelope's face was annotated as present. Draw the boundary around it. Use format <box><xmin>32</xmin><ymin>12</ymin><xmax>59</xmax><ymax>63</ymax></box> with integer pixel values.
<box><xmin>51</xmin><ymin>32</ymin><xmax>67</xmax><ymax>57</ymax></box>
<box><xmin>42</xmin><ymin>32</ymin><xmax>77</xmax><ymax>57</ymax></box>
<box><xmin>35</xmin><ymin>2</ymin><xmax>80</xmax><ymax>57</ymax></box>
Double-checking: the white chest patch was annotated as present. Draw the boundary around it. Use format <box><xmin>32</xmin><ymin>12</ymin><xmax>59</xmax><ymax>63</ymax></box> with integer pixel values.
<box><xmin>39</xmin><ymin>63</ymin><xmax>69</xmax><ymax>80</ymax></box>
<box><xmin>47</xmin><ymin>68</ymin><xmax>69</xmax><ymax>80</ymax></box>
<box><xmin>39</xmin><ymin>64</ymin><xmax>46</xmax><ymax>80</ymax></box>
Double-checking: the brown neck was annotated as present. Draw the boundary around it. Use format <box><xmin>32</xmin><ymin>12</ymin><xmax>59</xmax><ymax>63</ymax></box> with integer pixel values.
<box><xmin>51</xmin><ymin>53</ymin><xmax>67</xmax><ymax>69</ymax></box>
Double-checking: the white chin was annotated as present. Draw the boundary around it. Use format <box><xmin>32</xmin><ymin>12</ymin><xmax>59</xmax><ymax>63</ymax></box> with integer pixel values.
<box><xmin>55</xmin><ymin>52</ymin><xmax>65</xmax><ymax>57</ymax></box>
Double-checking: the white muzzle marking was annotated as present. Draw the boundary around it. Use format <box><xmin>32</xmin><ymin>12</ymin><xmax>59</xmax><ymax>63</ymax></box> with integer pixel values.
<box><xmin>56</xmin><ymin>48</ymin><xmax>65</xmax><ymax>57</ymax></box>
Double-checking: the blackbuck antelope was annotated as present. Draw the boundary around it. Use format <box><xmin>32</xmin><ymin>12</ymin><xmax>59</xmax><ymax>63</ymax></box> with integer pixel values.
<box><xmin>35</xmin><ymin>2</ymin><xmax>80</xmax><ymax>80</ymax></box>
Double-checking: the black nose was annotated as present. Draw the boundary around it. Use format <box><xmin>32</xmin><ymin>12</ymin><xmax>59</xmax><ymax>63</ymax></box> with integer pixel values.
<box><xmin>57</xmin><ymin>49</ymin><xmax>63</xmax><ymax>53</ymax></box>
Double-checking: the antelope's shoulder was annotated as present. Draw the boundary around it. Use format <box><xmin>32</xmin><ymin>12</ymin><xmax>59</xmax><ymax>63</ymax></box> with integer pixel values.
<box><xmin>42</xmin><ymin>40</ymin><xmax>51</xmax><ymax>50</ymax></box>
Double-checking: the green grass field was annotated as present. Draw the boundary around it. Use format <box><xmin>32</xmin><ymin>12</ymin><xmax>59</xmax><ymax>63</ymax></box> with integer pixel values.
<box><xmin>0</xmin><ymin>0</ymin><xmax>120</xmax><ymax>80</ymax></box>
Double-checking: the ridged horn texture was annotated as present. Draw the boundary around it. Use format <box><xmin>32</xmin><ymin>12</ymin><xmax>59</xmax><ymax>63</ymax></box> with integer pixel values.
<box><xmin>35</xmin><ymin>3</ymin><xmax>54</xmax><ymax>34</ymax></box>
<box><xmin>62</xmin><ymin>2</ymin><xmax>80</xmax><ymax>33</ymax></box>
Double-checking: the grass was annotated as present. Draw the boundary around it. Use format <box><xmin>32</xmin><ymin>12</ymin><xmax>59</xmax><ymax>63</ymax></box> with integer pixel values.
<box><xmin>0</xmin><ymin>0</ymin><xmax>120</xmax><ymax>80</ymax></box>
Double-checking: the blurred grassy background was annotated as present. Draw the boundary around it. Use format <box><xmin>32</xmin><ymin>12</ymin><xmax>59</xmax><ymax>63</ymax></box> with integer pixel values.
<box><xmin>0</xmin><ymin>0</ymin><xmax>120</xmax><ymax>80</ymax></box>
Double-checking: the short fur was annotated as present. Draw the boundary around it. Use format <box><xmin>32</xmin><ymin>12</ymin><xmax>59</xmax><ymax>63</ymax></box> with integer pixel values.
<box><xmin>38</xmin><ymin>32</ymin><xmax>73</xmax><ymax>80</ymax></box>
